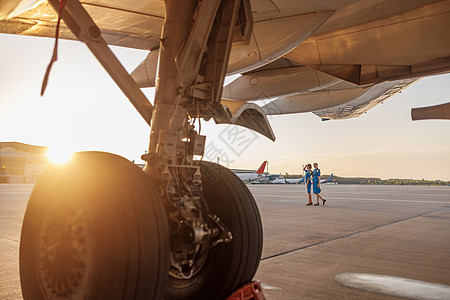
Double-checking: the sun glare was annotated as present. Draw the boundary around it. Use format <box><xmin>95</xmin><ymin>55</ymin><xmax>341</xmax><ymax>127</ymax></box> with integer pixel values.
<box><xmin>46</xmin><ymin>147</ymin><xmax>73</xmax><ymax>165</ymax></box>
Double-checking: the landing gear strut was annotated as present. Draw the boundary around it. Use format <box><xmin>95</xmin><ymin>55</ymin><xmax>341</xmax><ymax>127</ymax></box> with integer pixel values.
<box><xmin>144</xmin><ymin>1</ymin><xmax>262</xmax><ymax>298</ymax></box>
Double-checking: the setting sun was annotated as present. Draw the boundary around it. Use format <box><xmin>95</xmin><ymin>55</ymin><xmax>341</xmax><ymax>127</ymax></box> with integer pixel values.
<box><xmin>46</xmin><ymin>146</ymin><xmax>73</xmax><ymax>165</ymax></box>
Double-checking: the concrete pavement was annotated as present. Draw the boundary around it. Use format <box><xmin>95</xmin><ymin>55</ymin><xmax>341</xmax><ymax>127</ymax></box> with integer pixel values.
<box><xmin>0</xmin><ymin>184</ymin><xmax>32</xmax><ymax>300</ymax></box>
<box><xmin>251</xmin><ymin>184</ymin><xmax>450</xmax><ymax>299</ymax></box>
<box><xmin>1</xmin><ymin>184</ymin><xmax>449</xmax><ymax>299</ymax></box>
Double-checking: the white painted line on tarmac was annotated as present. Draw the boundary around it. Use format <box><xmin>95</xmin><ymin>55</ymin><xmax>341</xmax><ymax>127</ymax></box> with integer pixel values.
<box><xmin>335</xmin><ymin>273</ymin><xmax>450</xmax><ymax>300</ymax></box>
<box><xmin>328</xmin><ymin>197</ymin><xmax>450</xmax><ymax>204</ymax></box>
<box><xmin>312</xmin><ymin>191</ymin><xmax>449</xmax><ymax>198</ymax></box>
<box><xmin>260</xmin><ymin>283</ymin><xmax>282</xmax><ymax>291</ymax></box>
<box><xmin>255</xmin><ymin>194</ymin><xmax>450</xmax><ymax>204</ymax></box>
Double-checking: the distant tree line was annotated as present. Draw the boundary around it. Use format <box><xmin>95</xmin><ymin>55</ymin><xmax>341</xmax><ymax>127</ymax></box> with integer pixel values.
<box><xmin>333</xmin><ymin>176</ymin><xmax>449</xmax><ymax>186</ymax></box>
<box><xmin>283</xmin><ymin>174</ymin><xmax>449</xmax><ymax>186</ymax></box>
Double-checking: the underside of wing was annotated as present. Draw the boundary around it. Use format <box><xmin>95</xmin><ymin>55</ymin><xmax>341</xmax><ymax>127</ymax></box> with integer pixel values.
<box><xmin>1</xmin><ymin>0</ymin><xmax>449</xmax><ymax>139</ymax></box>
<box><xmin>219</xmin><ymin>0</ymin><xmax>450</xmax><ymax>136</ymax></box>
<box><xmin>285</xmin><ymin>0</ymin><xmax>450</xmax><ymax>85</ymax></box>
<box><xmin>0</xmin><ymin>0</ymin><xmax>165</xmax><ymax>50</ymax></box>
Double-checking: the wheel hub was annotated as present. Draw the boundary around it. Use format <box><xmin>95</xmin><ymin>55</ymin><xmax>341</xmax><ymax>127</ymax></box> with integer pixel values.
<box><xmin>37</xmin><ymin>205</ymin><xmax>91</xmax><ymax>299</ymax></box>
<box><xmin>165</xmin><ymin>169</ymin><xmax>232</xmax><ymax>280</ymax></box>
<box><xmin>169</xmin><ymin>240</ymin><xmax>209</xmax><ymax>279</ymax></box>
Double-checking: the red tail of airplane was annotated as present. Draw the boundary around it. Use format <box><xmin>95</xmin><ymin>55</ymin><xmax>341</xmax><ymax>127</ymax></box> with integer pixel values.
<box><xmin>256</xmin><ymin>161</ymin><xmax>267</xmax><ymax>174</ymax></box>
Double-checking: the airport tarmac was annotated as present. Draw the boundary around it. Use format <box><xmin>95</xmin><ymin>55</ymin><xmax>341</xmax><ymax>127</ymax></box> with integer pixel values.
<box><xmin>1</xmin><ymin>183</ymin><xmax>449</xmax><ymax>299</ymax></box>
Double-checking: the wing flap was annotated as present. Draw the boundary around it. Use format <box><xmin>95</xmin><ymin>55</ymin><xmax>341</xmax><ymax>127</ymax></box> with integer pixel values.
<box><xmin>313</xmin><ymin>78</ymin><xmax>419</xmax><ymax>120</ymax></box>
<box><xmin>261</xmin><ymin>77</ymin><xmax>419</xmax><ymax>119</ymax></box>
<box><xmin>219</xmin><ymin>100</ymin><xmax>276</xmax><ymax>141</ymax></box>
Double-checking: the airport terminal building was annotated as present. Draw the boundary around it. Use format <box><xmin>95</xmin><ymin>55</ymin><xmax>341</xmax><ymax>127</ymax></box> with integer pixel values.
<box><xmin>0</xmin><ymin>142</ymin><xmax>48</xmax><ymax>183</ymax></box>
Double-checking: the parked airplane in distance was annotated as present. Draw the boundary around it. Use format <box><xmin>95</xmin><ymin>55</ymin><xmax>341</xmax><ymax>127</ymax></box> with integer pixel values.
<box><xmin>271</xmin><ymin>176</ymin><xmax>304</xmax><ymax>184</ymax></box>
<box><xmin>271</xmin><ymin>173</ymin><xmax>334</xmax><ymax>184</ymax></box>
<box><xmin>232</xmin><ymin>161</ymin><xmax>267</xmax><ymax>182</ymax></box>
<box><xmin>232</xmin><ymin>161</ymin><xmax>287</xmax><ymax>183</ymax></box>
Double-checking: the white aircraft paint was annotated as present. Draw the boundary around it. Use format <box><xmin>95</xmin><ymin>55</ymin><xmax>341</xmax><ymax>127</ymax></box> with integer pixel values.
<box><xmin>260</xmin><ymin>283</ymin><xmax>282</xmax><ymax>291</ymax></box>
<box><xmin>335</xmin><ymin>273</ymin><xmax>450</xmax><ymax>300</ymax></box>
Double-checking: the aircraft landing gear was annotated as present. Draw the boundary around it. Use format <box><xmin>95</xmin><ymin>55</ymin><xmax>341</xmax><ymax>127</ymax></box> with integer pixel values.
<box><xmin>19</xmin><ymin>0</ymin><xmax>262</xmax><ymax>299</ymax></box>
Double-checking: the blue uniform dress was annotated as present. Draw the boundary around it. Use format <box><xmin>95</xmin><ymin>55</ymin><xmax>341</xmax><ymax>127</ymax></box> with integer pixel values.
<box><xmin>312</xmin><ymin>168</ymin><xmax>321</xmax><ymax>194</ymax></box>
<box><xmin>305</xmin><ymin>170</ymin><xmax>312</xmax><ymax>194</ymax></box>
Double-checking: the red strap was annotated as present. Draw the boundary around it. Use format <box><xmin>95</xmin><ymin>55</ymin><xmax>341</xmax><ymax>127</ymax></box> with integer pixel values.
<box><xmin>41</xmin><ymin>0</ymin><xmax>68</xmax><ymax>96</ymax></box>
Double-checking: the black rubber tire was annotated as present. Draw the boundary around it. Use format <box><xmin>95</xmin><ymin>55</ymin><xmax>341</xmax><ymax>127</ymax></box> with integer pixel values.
<box><xmin>20</xmin><ymin>152</ymin><xmax>169</xmax><ymax>300</ymax></box>
<box><xmin>164</xmin><ymin>161</ymin><xmax>263</xmax><ymax>300</ymax></box>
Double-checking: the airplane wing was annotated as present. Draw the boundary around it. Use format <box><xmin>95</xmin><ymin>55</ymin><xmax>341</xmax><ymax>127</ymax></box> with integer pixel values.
<box><xmin>285</xmin><ymin>0</ymin><xmax>450</xmax><ymax>86</ymax></box>
<box><xmin>0</xmin><ymin>0</ymin><xmax>165</xmax><ymax>50</ymax></box>
<box><xmin>271</xmin><ymin>178</ymin><xmax>287</xmax><ymax>184</ymax></box>
<box><xmin>1</xmin><ymin>0</ymin><xmax>449</xmax><ymax>138</ymax></box>
<box><xmin>285</xmin><ymin>178</ymin><xmax>303</xmax><ymax>184</ymax></box>
<box><xmin>221</xmin><ymin>0</ymin><xmax>449</xmax><ymax>135</ymax></box>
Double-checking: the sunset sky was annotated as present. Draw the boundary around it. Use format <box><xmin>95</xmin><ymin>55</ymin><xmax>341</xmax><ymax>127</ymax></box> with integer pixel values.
<box><xmin>1</xmin><ymin>34</ymin><xmax>449</xmax><ymax>180</ymax></box>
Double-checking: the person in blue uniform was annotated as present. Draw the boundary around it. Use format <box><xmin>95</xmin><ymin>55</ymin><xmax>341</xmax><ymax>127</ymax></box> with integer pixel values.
<box><xmin>303</xmin><ymin>164</ymin><xmax>313</xmax><ymax>206</ymax></box>
<box><xmin>312</xmin><ymin>163</ymin><xmax>327</xmax><ymax>206</ymax></box>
